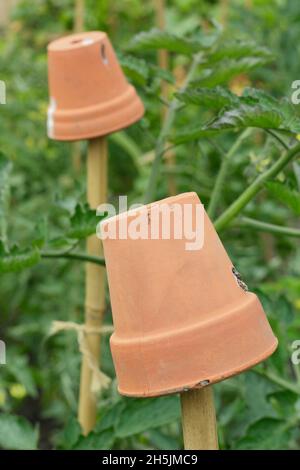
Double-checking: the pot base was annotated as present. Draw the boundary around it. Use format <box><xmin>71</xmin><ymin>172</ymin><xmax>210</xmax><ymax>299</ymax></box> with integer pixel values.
<box><xmin>111</xmin><ymin>293</ymin><xmax>278</xmax><ymax>397</ymax></box>
<box><xmin>48</xmin><ymin>84</ymin><xmax>144</xmax><ymax>141</ymax></box>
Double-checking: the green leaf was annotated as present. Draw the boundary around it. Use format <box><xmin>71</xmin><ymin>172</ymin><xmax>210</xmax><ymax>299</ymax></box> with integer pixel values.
<box><xmin>269</xmin><ymin>390</ymin><xmax>299</xmax><ymax>419</ymax></box>
<box><xmin>116</xmin><ymin>396</ymin><xmax>180</xmax><ymax>438</ymax></box>
<box><xmin>275</xmin><ymin>296</ymin><xmax>295</xmax><ymax>325</ymax></box>
<box><xmin>119</xmin><ymin>53</ymin><xmax>175</xmax><ymax>87</ymax></box>
<box><xmin>193</xmin><ymin>57</ymin><xmax>270</xmax><ymax>88</ymax></box>
<box><xmin>241</xmin><ymin>87</ymin><xmax>278</xmax><ymax>107</ymax></box>
<box><xmin>209</xmin><ymin>104</ymin><xmax>282</xmax><ymax>130</ymax></box>
<box><xmin>66</xmin><ymin>203</ymin><xmax>107</xmax><ymax>240</ymax></box>
<box><xmin>118</xmin><ymin>54</ymin><xmax>149</xmax><ymax>86</ymax></box>
<box><xmin>206</xmin><ymin>88</ymin><xmax>300</xmax><ymax>133</ymax></box>
<box><xmin>149</xmin><ymin>64</ymin><xmax>175</xmax><ymax>85</ymax></box>
<box><xmin>45</xmin><ymin>237</ymin><xmax>76</xmax><ymax>251</ymax></box>
<box><xmin>244</xmin><ymin>372</ymin><xmax>277</xmax><ymax>423</ymax></box>
<box><xmin>266</xmin><ymin>182</ymin><xmax>300</xmax><ymax>215</ymax></box>
<box><xmin>57</xmin><ymin>416</ymin><xmax>81</xmax><ymax>449</ymax></box>
<box><xmin>147</xmin><ymin>429</ymin><xmax>179</xmax><ymax>450</ymax></box>
<box><xmin>235</xmin><ymin>418</ymin><xmax>291</xmax><ymax>450</ymax></box>
<box><xmin>32</xmin><ymin>217</ymin><xmax>48</xmax><ymax>249</ymax></box>
<box><xmin>8</xmin><ymin>355</ymin><xmax>37</xmax><ymax>397</ymax></box>
<box><xmin>94</xmin><ymin>401</ymin><xmax>124</xmax><ymax>433</ymax></box>
<box><xmin>73</xmin><ymin>429</ymin><xmax>114</xmax><ymax>450</ymax></box>
<box><xmin>0</xmin><ymin>154</ymin><xmax>12</xmax><ymax>248</ymax></box>
<box><xmin>0</xmin><ymin>413</ymin><xmax>39</xmax><ymax>450</ymax></box>
<box><xmin>175</xmin><ymin>86</ymin><xmax>239</xmax><ymax>111</ymax></box>
<box><xmin>207</xmin><ymin>40</ymin><xmax>273</xmax><ymax>64</ymax></box>
<box><xmin>171</xmin><ymin>126</ymin><xmax>219</xmax><ymax>145</ymax></box>
<box><xmin>0</xmin><ymin>242</ymin><xmax>40</xmax><ymax>274</ymax></box>
<box><xmin>127</xmin><ymin>28</ymin><xmax>216</xmax><ymax>55</ymax></box>
<box><xmin>253</xmin><ymin>289</ymin><xmax>274</xmax><ymax>315</ymax></box>
<box><xmin>174</xmin><ymin>87</ymin><xmax>300</xmax><ymax>141</ymax></box>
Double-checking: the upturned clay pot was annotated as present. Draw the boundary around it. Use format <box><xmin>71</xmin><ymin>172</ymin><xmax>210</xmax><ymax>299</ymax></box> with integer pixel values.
<box><xmin>47</xmin><ymin>31</ymin><xmax>144</xmax><ymax>141</ymax></box>
<box><xmin>101</xmin><ymin>192</ymin><xmax>278</xmax><ymax>397</ymax></box>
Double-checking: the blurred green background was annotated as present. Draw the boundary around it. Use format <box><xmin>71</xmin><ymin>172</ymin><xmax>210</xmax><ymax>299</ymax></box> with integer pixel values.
<box><xmin>0</xmin><ymin>0</ymin><xmax>300</xmax><ymax>450</ymax></box>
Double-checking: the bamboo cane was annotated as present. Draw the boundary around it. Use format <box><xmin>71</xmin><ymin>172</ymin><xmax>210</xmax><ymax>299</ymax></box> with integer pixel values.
<box><xmin>220</xmin><ymin>0</ymin><xmax>229</xmax><ymax>26</ymax></box>
<box><xmin>75</xmin><ymin>0</ymin><xmax>85</xmax><ymax>33</ymax></box>
<box><xmin>180</xmin><ymin>387</ymin><xmax>219</xmax><ymax>450</ymax></box>
<box><xmin>72</xmin><ymin>0</ymin><xmax>85</xmax><ymax>173</ymax></box>
<box><xmin>154</xmin><ymin>0</ymin><xmax>169</xmax><ymax>107</ymax></box>
<box><xmin>154</xmin><ymin>0</ymin><xmax>177</xmax><ymax>196</ymax></box>
<box><xmin>0</xmin><ymin>0</ymin><xmax>19</xmax><ymax>28</ymax></box>
<box><xmin>78</xmin><ymin>136</ymin><xmax>107</xmax><ymax>435</ymax></box>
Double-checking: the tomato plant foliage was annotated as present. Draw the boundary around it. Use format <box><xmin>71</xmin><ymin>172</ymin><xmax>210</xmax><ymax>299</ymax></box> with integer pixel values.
<box><xmin>0</xmin><ymin>0</ymin><xmax>300</xmax><ymax>451</ymax></box>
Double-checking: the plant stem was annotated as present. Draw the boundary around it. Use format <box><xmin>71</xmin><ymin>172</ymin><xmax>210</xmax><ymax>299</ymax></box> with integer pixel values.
<box><xmin>292</xmin><ymin>362</ymin><xmax>300</xmax><ymax>385</ymax></box>
<box><xmin>41</xmin><ymin>251</ymin><xmax>105</xmax><ymax>266</ymax></box>
<box><xmin>238</xmin><ymin>217</ymin><xmax>300</xmax><ymax>238</ymax></box>
<box><xmin>207</xmin><ymin>129</ymin><xmax>251</xmax><ymax>218</ymax></box>
<box><xmin>110</xmin><ymin>131</ymin><xmax>142</xmax><ymax>169</ymax></box>
<box><xmin>265</xmin><ymin>129</ymin><xmax>290</xmax><ymax>150</ymax></box>
<box><xmin>214</xmin><ymin>142</ymin><xmax>300</xmax><ymax>232</ymax></box>
<box><xmin>253</xmin><ymin>368</ymin><xmax>300</xmax><ymax>396</ymax></box>
<box><xmin>144</xmin><ymin>53</ymin><xmax>203</xmax><ymax>204</ymax></box>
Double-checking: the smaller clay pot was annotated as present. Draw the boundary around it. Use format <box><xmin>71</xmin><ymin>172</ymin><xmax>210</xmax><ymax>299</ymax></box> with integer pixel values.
<box><xmin>47</xmin><ymin>31</ymin><xmax>144</xmax><ymax>141</ymax></box>
<box><xmin>101</xmin><ymin>192</ymin><xmax>278</xmax><ymax>397</ymax></box>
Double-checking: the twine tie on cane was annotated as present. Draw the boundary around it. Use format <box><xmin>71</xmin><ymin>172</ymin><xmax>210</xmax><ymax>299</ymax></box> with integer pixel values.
<box><xmin>50</xmin><ymin>321</ymin><xmax>113</xmax><ymax>394</ymax></box>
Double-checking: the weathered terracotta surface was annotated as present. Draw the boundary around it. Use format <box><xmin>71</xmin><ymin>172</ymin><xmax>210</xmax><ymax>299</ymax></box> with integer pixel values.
<box><xmin>47</xmin><ymin>31</ymin><xmax>144</xmax><ymax>141</ymax></box>
<box><xmin>101</xmin><ymin>192</ymin><xmax>278</xmax><ymax>397</ymax></box>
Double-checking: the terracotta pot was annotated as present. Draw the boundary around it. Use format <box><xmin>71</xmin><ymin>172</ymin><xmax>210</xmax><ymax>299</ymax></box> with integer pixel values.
<box><xmin>101</xmin><ymin>192</ymin><xmax>278</xmax><ymax>397</ymax></box>
<box><xmin>47</xmin><ymin>31</ymin><xmax>144</xmax><ymax>141</ymax></box>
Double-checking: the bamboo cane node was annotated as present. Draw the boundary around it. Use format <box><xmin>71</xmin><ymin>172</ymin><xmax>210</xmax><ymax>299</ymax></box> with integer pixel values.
<box><xmin>85</xmin><ymin>305</ymin><xmax>106</xmax><ymax>323</ymax></box>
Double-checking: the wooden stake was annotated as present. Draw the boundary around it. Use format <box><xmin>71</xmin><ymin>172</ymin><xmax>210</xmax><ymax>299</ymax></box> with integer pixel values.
<box><xmin>72</xmin><ymin>0</ymin><xmax>85</xmax><ymax>173</ymax></box>
<box><xmin>154</xmin><ymin>0</ymin><xmax>177</xmax><ymax>196</ymax></box>
<box><xmin>78</xmin><ymin>137</ymin><xmax>107</xmax><ymax>435</ymax></box>
<box><xmin>220</xmin><ymin>0</ymin><xmax>229</xmax><ymax>26</ymax></box>
<box><xmin>0</xmin><ymin>0</ymin><xmax>19</xmax><ymax>28</ymax></box>
<box><xmin>181</xmin><ymin>387</ymin><xmax>219</xmax><ymax>450</ymax></box>
<box><xmin>74</xmin><ymin>0</ymin><xmax>85</xmax><ymax>33</ymax></box>
<box><xmin>154</xmin><ymin>0</ymin><xmax>169</xmax><ymax>109</ymax></box>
